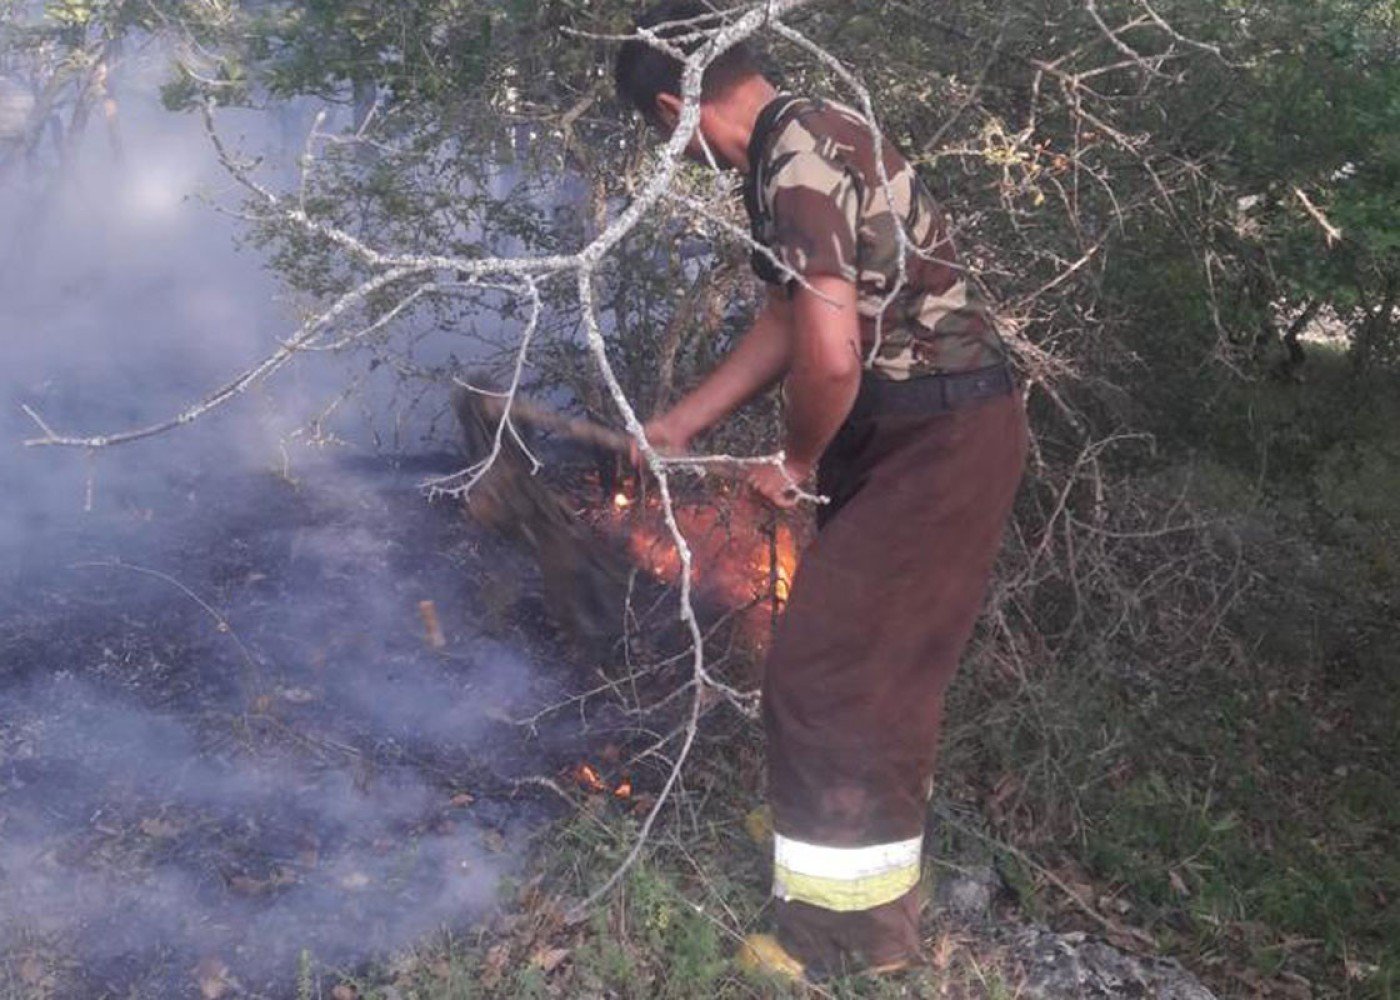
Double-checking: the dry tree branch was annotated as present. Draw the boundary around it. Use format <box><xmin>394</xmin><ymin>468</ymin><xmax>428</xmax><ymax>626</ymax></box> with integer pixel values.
<box><xmin>1082</xmin><ymin>1</ymin><xmax>1172</xmax><ymax>79</ymax></box>
<box><xmin>1292</xmin><ymin>186</ymin><xmax>1344</xmax><ymax>247</ymax></box>
<box><xmin>1136</xmin><ymin>0</ymin><xmax>1231</xmax><ymax>64</ymax></box>
<box><xmin>21</xmin><ymin>264</ymin><xmax>425</xmax><ymax>449</ymax></box>
<box><xmin>423</xmin><ymin>277</ymin><xmax>547</xmax><ymax>497</ymax></box>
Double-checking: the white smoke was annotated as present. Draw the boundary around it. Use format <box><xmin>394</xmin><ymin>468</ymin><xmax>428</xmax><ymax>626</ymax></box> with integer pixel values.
<box><xmin>0</xmin><ymin>40</ymin><xmax>562</xmax><ymax>996</ymax></box>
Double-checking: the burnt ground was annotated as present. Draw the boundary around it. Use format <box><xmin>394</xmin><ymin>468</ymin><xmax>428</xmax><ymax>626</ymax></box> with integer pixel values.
<box><xmin>0</xmin><ymin>450</ymin><xmax>648</xmax><ymax>998</ymax></box>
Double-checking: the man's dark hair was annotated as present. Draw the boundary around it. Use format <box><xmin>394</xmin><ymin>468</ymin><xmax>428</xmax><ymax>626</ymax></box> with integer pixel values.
<box><xmin>613</xmin><ymin>1</ymin><xmax>763</xmax><ymax>121</ymax></box>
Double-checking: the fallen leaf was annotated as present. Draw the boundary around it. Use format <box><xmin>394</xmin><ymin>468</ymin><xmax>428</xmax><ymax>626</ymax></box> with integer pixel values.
<box><xmin>1098</xmin><ymin>893</ymin><xmax>1132</xmax><ymax>915</ymax></box>
<box><xmin>449</xmin><ymin>792</ymin><xmax>475</xmax><ymax>808</ymax></box>
<box><xmin>743</xmin><ymin>805</ymin><xmax>773</xmax><ymax>845</ymax></box>
<box><xmin>339</xmin><ymin>871</ymin><xmax>371</xmax><ymax>891</ymax></box>
<box><xmin>194</xmin><ymin>956</ymin><xmax>233</xmax><ymax>999</ymax></box>
<box><xmin>18</xmin><ymin>954</ymin><xmax>44</xmax><ymax>986</ymax></box>
<box><xmin>482</xmin><ymin>830</ymin><xmax>507</xmax><ymax>853</ymax></box>
<box><xmin>228</xmin><ymin>874</ymin><xmax>272</xmax><ymax>897</ymax></box>
<box><xmin>989</xmin><ymin>773</ymin><xmax>1021</xmax><ymax>811</ymax></box>
<box><xmin>140</xmin><ymin>816</ymin><xmax>182</xmax><ymax>839</ymax></box>
<box><xmin>530</xmin><ymin>947</ymin><xmax>570</xmax><ymax>974</ymax></box>
<box><xmin>1346</xmin><ymin>959</ymin><xmax>1380</xmax><ymax>982</ymax></box>
<box><xmin>1168</xmin><ymin>869</ymin><xmax>1191</xmax><ymax>897</ymax></box>
<box><xmin>517</xmin><ymin>874</ymin><xmax>546</xmax><ymax>908</ymax></box>
<box><xmin>931</xmin><ymin>932</ymin><xmax>955</xmax><ymax>972</ymax></box>
<box><xmin>480</xmin><ymin>944</ymin><xmax>510</xmax><ymax>987</ymax></box>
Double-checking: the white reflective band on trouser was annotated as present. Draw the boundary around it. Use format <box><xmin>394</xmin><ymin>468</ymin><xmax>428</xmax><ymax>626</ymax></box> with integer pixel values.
<box><xmin>772</xmin><ymin>833</ymin><xmax>923</xmax><ymax>913</ymax></box>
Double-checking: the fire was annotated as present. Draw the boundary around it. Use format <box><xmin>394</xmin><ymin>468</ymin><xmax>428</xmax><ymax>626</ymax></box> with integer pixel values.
<box><xmin>767</xmin><ymin>523</ymin><xmax>798</xmax><ymax>607</ymax></box>
<box><xmin>573</xmin><ymin>762</ymin><xmax>633</xmax><ymax>799</ymax></box>
<box><xmin>591</xmin><ymin>481</ymin><xmax>805</xmax><ymax>646</ymax></box>
<box><xmin>574</xmin><ymin>763</ymin><xmax>607</xmax><ymax>794</ymax></box>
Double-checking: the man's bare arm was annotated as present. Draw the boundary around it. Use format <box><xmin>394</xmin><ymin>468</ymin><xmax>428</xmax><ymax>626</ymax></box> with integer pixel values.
<box><xmin>781</xmin><ymin>276</ymin><xmax>861</xmax><ymax>473</ymax></box>
<box><xmin>748</xmin><ymin>275</ymin><xmax>862</xmax><ymax>507</ymax></box>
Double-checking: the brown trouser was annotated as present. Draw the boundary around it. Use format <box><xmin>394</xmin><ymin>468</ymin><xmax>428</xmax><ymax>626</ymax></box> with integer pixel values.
<box><xmin>762</xmin><ymin>389</ymin><xmax>1027</xmax><ymax>974</ymax></box>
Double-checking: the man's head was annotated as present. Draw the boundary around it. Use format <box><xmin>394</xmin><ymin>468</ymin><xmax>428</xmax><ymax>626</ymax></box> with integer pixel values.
<box><xmin>613</xmin><ymin>0</ymin><xmax>774</xmax><ymax>170</ymax></box>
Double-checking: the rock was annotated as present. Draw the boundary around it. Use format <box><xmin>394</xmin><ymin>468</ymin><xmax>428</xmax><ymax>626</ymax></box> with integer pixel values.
<box><xmin>1002</xmin><ymin>924</ymin><xmax>1217</xmax><ymax>1000</ymax></box>
<box><xmin>932</xmin><ymin>864</ymin><xmax>1001</xmax><ymax>922</ymax></box>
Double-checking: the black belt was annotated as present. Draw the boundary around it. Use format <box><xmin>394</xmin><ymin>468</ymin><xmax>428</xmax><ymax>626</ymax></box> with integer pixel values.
<box><xmin>846</xmin><ymin>363</ymin><xmax>1016</xmax><ymax>423</ymax></box>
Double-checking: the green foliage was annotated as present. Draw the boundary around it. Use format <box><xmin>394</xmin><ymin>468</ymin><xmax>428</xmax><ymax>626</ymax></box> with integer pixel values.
<box><xmin>1205</xmin><ymin>0</ymin><xmax>1400</xmax><ymax>365</ymax></box>
<box><xmin>571</xmin><ymin>865</ymin><xmax>729</xmax><ymax>998</ymax></box>
<box><xmin>42</xmin><ymin>0</ymin><xmax>98</xmax><ymax>28</ymax></box>
<box><xmin>245</xmin><ymin>0</ymin><xmax>502</xmax><ymax>104</ymax></box>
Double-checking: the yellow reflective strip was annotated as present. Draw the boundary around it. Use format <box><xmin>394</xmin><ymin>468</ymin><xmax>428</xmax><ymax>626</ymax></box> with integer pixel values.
<box><xmin>773</xmin><ymin>862</ymin><xmax>921</xmax><ymax>913</ymax></box>
<box><xmin>773</xmin><ymin>833</ymin><xmax>922</xmax><ymax>881</ymax></box>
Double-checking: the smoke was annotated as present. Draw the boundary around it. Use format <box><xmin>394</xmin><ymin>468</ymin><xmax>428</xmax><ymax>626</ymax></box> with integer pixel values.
<box><xmin>0</xmin><ymin>672</ymin><xmax>522</xmax><ymax>982</ymax></box>
<box><xmin>0</xmin><ymin>42</ymin><xmax>565</xmax><ymax>996</ymax></box>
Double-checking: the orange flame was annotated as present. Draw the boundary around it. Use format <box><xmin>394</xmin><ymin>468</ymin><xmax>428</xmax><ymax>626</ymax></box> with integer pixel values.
<box><xmin>574</xmin><ymin>763</ymin><xmax>607</xmax><ymax>794</ymax></box>
<box><xmin>613</xmin><ymin>779</ymin><xmax>632</xmax><ymax>799</ymax></box>
<box><xmin>593</xmin><ymin>487</ymin><xmax>804</xmax><ymax>646</ymax></box>
<box><xmin>767</xmin><ymin>524</ymin><xmax>797</xmax><ymax>607</ymax></box>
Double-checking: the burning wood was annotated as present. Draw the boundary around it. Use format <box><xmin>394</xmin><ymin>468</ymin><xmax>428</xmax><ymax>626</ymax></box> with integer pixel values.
<box><xmin>452</xmin><ymin>384</ymin><xmax>804</xmax><ymax>655</ymax></box>
<box><xmin>451</xmin><ymin>386</ymin><xmax>632</xmax><ymax>652</ymax></box>
<box><xmin>597</xmin><ymin>489</ymin><xmax>802</xmax><ymax>644</ymax></box>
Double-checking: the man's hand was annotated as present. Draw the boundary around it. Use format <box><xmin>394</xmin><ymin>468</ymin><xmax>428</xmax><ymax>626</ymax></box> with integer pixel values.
<box><xmin>629</xmin><ymin>412</ymin><xmax>693</xmax><ymax>466</ymax></box>
<box><xmin>748</xmin><ymin>458</ymin><xmax>813</xmax><ymax>510</ymax></box>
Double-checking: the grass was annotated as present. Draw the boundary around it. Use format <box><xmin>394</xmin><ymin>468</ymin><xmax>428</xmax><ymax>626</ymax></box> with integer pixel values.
<box><xmin>298</xmin><ymin>731</ymin><xmax>1040</xmax><ymax>999</ymax></box>
<box><xmin>937</xmin><ymin>350</ymin><xmax>1400</xmax><ymax>997</ymax></box>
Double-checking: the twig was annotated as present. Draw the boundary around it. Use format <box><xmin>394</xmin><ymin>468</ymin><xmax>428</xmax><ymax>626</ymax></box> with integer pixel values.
<box><xmin>69</xmin><ymin>559</ymin><xmax>266</xmax><ymax>694</ymax></box>
<box><xmin>1293</xmin><ymin>187</ymin><xmax>1343</xmax><ymax>247</ymax></box>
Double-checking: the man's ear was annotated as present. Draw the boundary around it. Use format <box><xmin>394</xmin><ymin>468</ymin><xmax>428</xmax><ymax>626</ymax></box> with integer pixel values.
<box><xmin>654</xmin><ymin>92</ymin><xmax>683</xmax><ymax>130</ymax></box>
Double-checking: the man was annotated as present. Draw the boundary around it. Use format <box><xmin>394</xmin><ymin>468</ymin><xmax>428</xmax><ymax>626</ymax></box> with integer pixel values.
<box><xmin>614</xmin><ymin>0</ymin><xmax>1028</xmax><ymax>980</ymax></box>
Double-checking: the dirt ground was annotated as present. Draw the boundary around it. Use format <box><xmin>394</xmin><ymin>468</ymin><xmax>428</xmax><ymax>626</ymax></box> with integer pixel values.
<box><xmin>0</xmin><ymin>451</ymin><xmax>623</xmax><ymax>998</ymax></box>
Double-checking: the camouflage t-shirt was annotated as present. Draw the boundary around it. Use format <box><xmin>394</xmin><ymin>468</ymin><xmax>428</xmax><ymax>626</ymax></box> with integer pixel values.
<box><xmin>743</xmin><ymin>95</ymin><xmax>1007</xmax><ymax>380</ymax></box>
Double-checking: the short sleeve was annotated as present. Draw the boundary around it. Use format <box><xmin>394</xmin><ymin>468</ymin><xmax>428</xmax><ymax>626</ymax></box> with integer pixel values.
<box><xmin>767</xmin><ymin>150</ymin><xmax>861</xmax><ymax>284</ymax></box>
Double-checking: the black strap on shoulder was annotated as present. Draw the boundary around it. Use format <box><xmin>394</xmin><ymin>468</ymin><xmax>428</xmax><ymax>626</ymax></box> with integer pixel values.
<box><xmin>743</xmin><ymin>95</ymin><xmax>827</xmax><ymax>285</ymax></box>
<box><xmin>742</xmin><ymin>95</ymin><xmax>802</xmax><ymax>227</ymax></box>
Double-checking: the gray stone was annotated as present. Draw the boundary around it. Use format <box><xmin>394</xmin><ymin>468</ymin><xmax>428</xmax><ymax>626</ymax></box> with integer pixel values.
<box><xmin>1003</xmin><ymin>924</ymin><xmax>1217</xmax><ymax>1000</ymax></box>
<box><xmin>932</xmin><ymin>864</ymin><xmax>1002</xmax><ymax>922</ymax></box>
